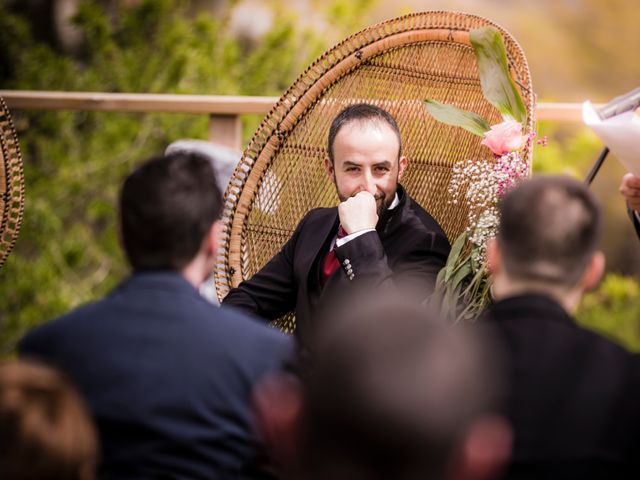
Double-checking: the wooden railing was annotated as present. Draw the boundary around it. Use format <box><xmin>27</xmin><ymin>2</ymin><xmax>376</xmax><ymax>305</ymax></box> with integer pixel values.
<box><xmin>0</xmin><ymin>90</ymin><xmax>592</xmax><ymax>151</ymax></box>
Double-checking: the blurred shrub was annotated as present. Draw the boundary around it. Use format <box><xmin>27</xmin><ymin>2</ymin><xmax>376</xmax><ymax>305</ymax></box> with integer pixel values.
<box><xmin>532</xmin><ymin>121</ymin><xmax>601</xmax><ymax>177</ymax></box>
<box><xmin>577</xmin><ymin>274</ymin><xmax>640</xmax><ymax>352</ymax></box>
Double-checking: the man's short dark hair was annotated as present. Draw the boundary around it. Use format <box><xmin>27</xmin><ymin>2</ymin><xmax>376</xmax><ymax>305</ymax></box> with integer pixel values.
<box><xmin>498</xmin><ymin>175</ymin><xmax>601</xmax><ymax>286</ymax></box>
<box><xmin>327</xmin><ymin>103</ymin><xmax>402</xmax><ymax>163</ymax></box>
<box><xmin>119</xmin><ymin>152</ymin><xmax>222</xmax><ymax>271</ymax></box>
<box><xmin>302</xmin><ymin>297</ymin><xmax>502</xmax><ymax>480</ymax></box>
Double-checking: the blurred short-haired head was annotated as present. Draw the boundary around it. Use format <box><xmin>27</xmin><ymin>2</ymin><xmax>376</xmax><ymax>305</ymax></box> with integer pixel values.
<box><xmin>497</xmin><ymin>175</ymin><xmax>601</xmax><ymax>287</ymax></box>
<box><xmin>0</xmin><ymin>360</ymin><xmax>98</xmax><ymax>480</ymax></box>
<box><xmin>254</xmin><ymin>294</ymin><xmax>510</xmax><ymax>480</ymax></box>
<box><xmin>119</xmin><ymin>152</ymin><xmax>222</xmax><ymax>271</ymax></box>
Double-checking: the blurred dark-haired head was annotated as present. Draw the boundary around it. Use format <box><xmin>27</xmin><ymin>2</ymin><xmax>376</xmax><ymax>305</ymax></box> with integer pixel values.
<box><xmin>254</xmin><ymin>295</ymin><xmax>511</xmax><ymax>480</ymax></box>
<box><xmin>119</xmin><ymin>152</ymin><xmax>222</xmax><ymax>271</ymax></box>
<box><xmin>0</xmin><ymin>360</ymin><xmax>98</xmax><ymax>480</ymax></box>
<box><xmin>496</xmin><ymin>175</ymin><xmax>601</xmax><ymax>286</ymax></box>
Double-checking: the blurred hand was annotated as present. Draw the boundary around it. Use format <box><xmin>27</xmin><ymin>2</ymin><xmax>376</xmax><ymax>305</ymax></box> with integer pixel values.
<box><xmin>252</xmin><ymin>374</ymin><xmax>302</xmax><ymax>474</ymax></box>
<box><xmin>338</xmin><ymin>191</ymin><xmax>378</xmax><ymax>234</ymax></box>
<box><xmin>619</xmin><ymin>173</ymin><xmax>640</xmax><ymax>211</ymax></box>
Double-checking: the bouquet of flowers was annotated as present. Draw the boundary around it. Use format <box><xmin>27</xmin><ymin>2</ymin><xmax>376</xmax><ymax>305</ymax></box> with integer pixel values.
<box><xmin>424</xmin><ymin>26</ymin><xmax>534</xmax><ymax>321</ymax></box>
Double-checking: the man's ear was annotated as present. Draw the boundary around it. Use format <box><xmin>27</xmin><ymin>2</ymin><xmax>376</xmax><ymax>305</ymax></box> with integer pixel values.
<box><xmin>485</xmin><ymin>237</ymin><xmax>501</xmax><ymax>276</ymax></box>
<box><xmin>252</xmin><ymin>374</ymin><xmax>304</xmax><ymax>475</ymax></box>
<box><xmin>582</xmin><ymin>250</ymin><xmax>605</xmax><ymax>292</ymax></box>
<box><xmin>207</xmin><ymin>220</ymin><xmax>223</xmax><ymax>257</ymax></box>
<box><xmin>324</xmin><ymin>157</ymin><xmax>335</xmax><ymax>181</ymax></box>
<box><xmin>398</xmin><ymin>155</ymin><xmax>408</xmax><ymax>180</ymax></box>
<box><xmin>449</xmin><ymin>415</ymin><xmax>512</xmax><ymax>480</ymax></box>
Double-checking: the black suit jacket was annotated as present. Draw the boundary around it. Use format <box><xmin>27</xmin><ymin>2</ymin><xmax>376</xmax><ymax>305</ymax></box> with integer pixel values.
<box><xmin>19</xmin><ymin>272</ymin><xmax>294</xmax><ymax>480</ymax></box>
<box><xmin>483</xmin><ymin>294</ymin><xmax>640</xmax><ymax>479</ymax></box>
<box><xmin>223</xmin><ymin>186</ymin><xmax>450</xmax><ymax>344</ymax></box>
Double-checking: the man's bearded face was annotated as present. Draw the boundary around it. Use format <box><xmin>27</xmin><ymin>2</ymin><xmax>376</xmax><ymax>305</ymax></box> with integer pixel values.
<box><xmin>327</xmin><ymin>119</ymin><xmax>406</xmax><ymax>217</ymax></box>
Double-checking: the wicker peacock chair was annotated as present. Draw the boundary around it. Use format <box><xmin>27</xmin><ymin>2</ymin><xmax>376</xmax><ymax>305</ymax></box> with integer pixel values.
<box><xmin>0</xmin><ymin>97</ymin><xmax>25</xmax><ymax>270</ymax></box>
<box><xmin>215</xmin><ymin>11</ymin><xmax>535</xmax><ymax>332</ymax></box>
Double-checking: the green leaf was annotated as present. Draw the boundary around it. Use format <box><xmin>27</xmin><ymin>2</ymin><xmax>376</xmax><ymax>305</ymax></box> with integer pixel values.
<box><xmin>470</xmin><ymin>27</ymin><xmax>527</xmax><ymax>124</ymax></box>
<box><xmin>435</xmin><ymin>264</ymin><xmax>447</xmax><ymax>289</ymax></box>
<box><xmin>450</xmin><ymin>260</ymin><xmax>472</xmax><ymax>290</ymax></box>
<box><xmin>449</xmin><ymin>231</ymin><xmax>469</xmax><ymax>264</ymax></box>
<box><xmin>442</xmin><ymin>231</ymin><xmax>469</xmax><ymax>282</ymax></box>
<box><xmin>462</xmin><ymin>264</ymin><xmax>489</xmax><ymax>298</ymax></box>
<box><xmin>424</xmin><ymin>99</ymin><xmax>490</xmax><ymax>137</ymax></box>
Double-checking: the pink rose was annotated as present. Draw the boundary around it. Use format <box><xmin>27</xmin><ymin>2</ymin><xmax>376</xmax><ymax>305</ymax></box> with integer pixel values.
<box><xmin>480</xmin><ymin>120</ymin><xmax>526</xmax><ymax>156</ymax></box>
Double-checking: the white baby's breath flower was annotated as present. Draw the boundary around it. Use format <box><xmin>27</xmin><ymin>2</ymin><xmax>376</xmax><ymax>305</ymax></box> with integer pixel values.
<box><xmin>448</xmin><ymin>152</ymin><xmax>529</xmax><ymax>267</ymax></box>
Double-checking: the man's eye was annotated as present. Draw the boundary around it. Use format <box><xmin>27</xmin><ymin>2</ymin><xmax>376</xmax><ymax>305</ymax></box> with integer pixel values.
<box><xmin>375</xmin><ymin>166</ymin><xmax>390</xmax><ymax>172</ymax></box>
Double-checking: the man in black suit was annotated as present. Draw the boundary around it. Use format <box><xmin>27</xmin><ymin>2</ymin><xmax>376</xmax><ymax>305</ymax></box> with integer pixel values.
<box><xmin>484</xmin><ymin>175</ymin><xmax>640</xmax><ymax>478</ymax></box>
<box><xmin>223</xmin><ymin>104</ymin><xmax>450</xmax><ymax>344</ymax></box>
<box><xmin>619</xmin><ymin>172</ymin><xmax>640</xmax><ymax>239</ymax></box>
<box><xmin>19</xmin><ymin>153</ymin><xmax>294</xmax><ymax>479</ymax></box>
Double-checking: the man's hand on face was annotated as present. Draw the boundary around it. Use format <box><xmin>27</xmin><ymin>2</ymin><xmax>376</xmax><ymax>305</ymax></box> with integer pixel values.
<box><xmin>338</xmin><ymin>191</ymin><xmax>379</xmax><ymax>235</ymax></box>
<box><xmin>620</xmin><ymin>173</ymin><xmax>640</xmax><ymax>211</ymax></box>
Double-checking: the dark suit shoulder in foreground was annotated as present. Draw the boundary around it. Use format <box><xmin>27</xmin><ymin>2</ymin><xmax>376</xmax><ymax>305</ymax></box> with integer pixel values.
<box><xmin>19</xmin><ymin>271</ymin><xmax>294</xmax><ymax>480</ymax></box>
<box><xmin>484</xmin><ymin>294</ymin><xmax>640</xmax><ymax>479</ymax></box>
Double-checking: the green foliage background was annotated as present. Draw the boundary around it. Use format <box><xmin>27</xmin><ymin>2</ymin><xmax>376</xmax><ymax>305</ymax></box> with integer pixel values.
<box><xmin>1</xmin><ymin>0</ymin><xmax>639</xmax><ymax>354</ymax></box>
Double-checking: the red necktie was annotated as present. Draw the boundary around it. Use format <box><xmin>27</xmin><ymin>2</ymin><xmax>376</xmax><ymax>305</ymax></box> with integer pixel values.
<box><xmin>321</xmin><ymin>226</ymin><xmax>347</xmax><ymax>284</ymax></box>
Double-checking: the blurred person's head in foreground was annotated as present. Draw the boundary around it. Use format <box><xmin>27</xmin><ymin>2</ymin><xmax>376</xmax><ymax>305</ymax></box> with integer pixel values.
<box><xmin>254</xmin><ymin>296</ymin><xmax>511</xmax><ymax>480</ymax></box>
<box><xmin>0</xmin><ymin>360</ymin><xmax>97</xmax><ymax>480</ymax></box>
<box><xmin>487</xmin><ymin>175</ymin><xmax>604</xmax><ymax>313</ymax></box>
<box><xmin>119</xmin><ymin>151</ymin><xmax>223</xmax><ymax>288</ymax></box>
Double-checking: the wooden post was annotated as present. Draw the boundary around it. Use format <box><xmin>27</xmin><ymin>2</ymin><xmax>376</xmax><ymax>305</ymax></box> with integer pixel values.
<box><xmin>208</xmin><ymin>114</ymin><xmax>242</xmax><ymax>150</ymax></box>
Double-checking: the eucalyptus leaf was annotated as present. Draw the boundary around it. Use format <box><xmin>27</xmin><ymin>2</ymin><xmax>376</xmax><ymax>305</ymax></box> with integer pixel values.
<box><xmin>435</xmin><ymin>266</ymin><xmax>446</xmax><ymax>286</ymax></box>
<box><xmin>470</xmin><ymin>27</ymin><xmax>527</xmax><ymax>124</ymax></box>
<box><xmin>424</xmin><ymin>99</ymin><xmax>490</xmax><ymax>137</ymax></box>
<box><xmin>444</xmin><ymin>282</ymin><xmax>462</xmax><ymax>317</ymax></box>
<box><xmin>443</xmin><ymin>232</ymin><xmax>469</xmax><ymax>282</ymax></box>
<box><xmin>450</xmin><ymin>260</ymin><xmax>472</xmax><ymax>290</ymax></box>
<box><xmin>448</xmin><ymin>232</ymin><xmax>469</xmax><ymax>265</ymax></box>
<box><xmin>462</xmin><ymin>264</ymin><xmax>488</xmax><ymax>297</ymax></box>
<box><xmin>442</xmin><ymin>259</ymin><xmax>456</xmax><ymax>283</ymax></box>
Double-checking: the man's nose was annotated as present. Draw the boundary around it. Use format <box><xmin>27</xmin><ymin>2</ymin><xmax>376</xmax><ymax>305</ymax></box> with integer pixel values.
<box><xmin>360</xmin><ymin>171</ymin><xmax>377</xmax><ymax>195</ymax></box>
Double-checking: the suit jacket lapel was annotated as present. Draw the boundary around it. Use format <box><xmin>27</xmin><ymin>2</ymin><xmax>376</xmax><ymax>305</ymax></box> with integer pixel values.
<box><xmin>288</xmin><ymin>209</ymin><xmax>339</xmax><ymax>341</ymax></box>
<box><xmin>297</xmin><ymin>209</ymin><xmax>340</xmax><ymax>297</ymax></box>
<box><xmin>376</xmin><ymin>185</ymin><xmax>406</xmax><ymax>240</ymax></box>
<box><xmin>317</xmin><ymin>214</ymin><xmax>348</xmax><ymax>303</ymax></box>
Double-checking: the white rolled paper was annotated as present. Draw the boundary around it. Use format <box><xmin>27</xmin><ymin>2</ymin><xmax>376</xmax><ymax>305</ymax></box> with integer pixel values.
<box><xmin>583</xmin><ymin>101</ymin><xmax>640</xmax><ymax>177</ymax></box>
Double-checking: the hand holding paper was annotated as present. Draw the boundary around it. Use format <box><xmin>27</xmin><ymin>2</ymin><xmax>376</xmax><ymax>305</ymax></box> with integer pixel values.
<box><xmin>620</xmin><ymin>173</ymin><xmax>640</xmax><ymax>211</ymax></box>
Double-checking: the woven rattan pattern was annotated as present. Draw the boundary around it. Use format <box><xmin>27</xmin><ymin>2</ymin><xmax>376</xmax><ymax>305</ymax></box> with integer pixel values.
<box><xmin>0</xmin><ymin>97</ymin><xmax>25</xmax><ymax>269</ymax></box>
<box><xmin>215</xmin><ymin>12</ymin><xmax>535</xmax><ymax>333</ymax></box>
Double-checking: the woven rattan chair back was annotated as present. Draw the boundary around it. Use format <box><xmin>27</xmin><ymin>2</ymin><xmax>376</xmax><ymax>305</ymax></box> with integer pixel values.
<box><xmin>0</xmin><ymin>97</ymin><xmax>25</xmax><ymax>269</ymax></box>
<box><xmin>215</xmin><ymin>11</ymin><xmax>535</xmax><ymax>332</ymax></box>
